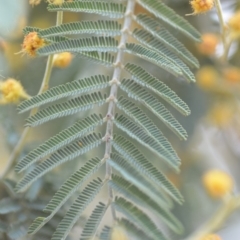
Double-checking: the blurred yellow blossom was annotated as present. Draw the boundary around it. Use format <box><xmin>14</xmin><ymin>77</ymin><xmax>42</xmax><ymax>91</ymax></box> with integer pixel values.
<box><xmin>203</xmin><ymin>169</ymin><xmax>233</xmax><ymax>198</ymax></box>
<box><xmin>197</xmin><ymin>33</ymin><xmax>219</xmax><ymax>56</ymax></box>
<box><xmin>223</xmin><ymin>67</ymin><xmax>240</xmax><ymax>84</ymax></box>
<box><xmin>196</xmin><ymin>66</ymin><xmax>218</xmax><ymax>90</ymax></box>
<box><xmin>29</xmin><ymin>0</ymin><xmax>41</xmax><ymax>6</ymax></box>
<box><xmin>201</xmin><ymin>234</ymin><xmax>221</xmax><ymax>240</ymax></box>
<box><xmin>208</xmin><ymin>103</ymin><xmax>234</xmax><ymax>127</ymax></box>
<box><xmin>53</xmin><ymin>52</ymin><xmax>73</xmax><ymax>68</ymax></box>
<box><xmin>0</xmin><ymin>78</ymin><xmax>30</xmax><ymax>104</ymax></box>
<box><xmin>187</xmin><ymin>0</ymin><xmax>214</xmax><ymax>16</ymax></box>
<box><xmin>111</xmin><ymin>226</ymin><xmax>128</xmax><ymax>240</ymax></box>
<box><xmin>228</xmin><ymin>11</ymin><xmax>240</xmax><ymax>39</ymax></box>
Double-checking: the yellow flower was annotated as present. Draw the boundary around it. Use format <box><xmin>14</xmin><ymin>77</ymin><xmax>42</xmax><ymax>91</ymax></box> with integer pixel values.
<box><xmin>0</xmin><ymin>78</ymin><xmax>30</xmax><ymax>104</ymax></box>
<box><xmin>196</xmin><ymin>66</ymin><xmax>218</xmax><ymax>90</ymax></box>
<box><xmin>111</xmin><ymin>226</ymin><xmax>128</xmax><ymax>240</ymax></box>
<box><xmin>203</xmin><ymin>170</ymin><xmax>233</xmax><ymax>198</ymax></box>
<box><xmin>202</xmin><ymin>234</ymin><xmax>222</xmax><ymax>240</ymax></box>
<box><xmin>223</xmin><ymin>67</ymin><xmax>240</xmax><ymax>84</ymax></box>
<box><xmin>208</xmin><ymin>103</ymin><xmax>233</xmax><ymax>127</ymax></box>
<box><xmin>187</xmin><ymin>0</ymin><xmax>214</xmax><ymax>15</ymax></box>
<box><xmin>53</xmin><ymin>52</ymin><xmax>73</xmax><ymax>68</ymax></box>
<box><xmin>197</xmin><ymin>33</ymin><xmax>219</xmax><ymax>56</ymax></box>
<box><xmin>29</xmin><ymin>0</ymin><xmax>41</xmax><ymax>6</ymax></box>
<box><xmin>21</xmin><ymin>32</ymin><xmax>46</xmax><ymax>57</ymax></box>
<box><xmin>228</xmin><ymin>11</ymin><xmax>240</xmax><ymax>39</ymax></box>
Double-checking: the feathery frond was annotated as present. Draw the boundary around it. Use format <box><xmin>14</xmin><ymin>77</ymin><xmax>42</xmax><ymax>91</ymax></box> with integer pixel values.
<box><xmin>18</xmin><ymin>75</ymin><xmax>109</xmax><ymax>113</ymax></box>
<box><xmin>120</xmin><ymin>79</ymin><xmax>188</xmax><ymax>140</ymax></box>
<box><xmin>124</xmin><ymin>63</ymin><xmax>191</xmax><ymax>114</ymax></box>
<box><xmin>15</xmin><ymin>133</ymin><xmax>102</xmax><ymax>192</ymax></box>
<box><xmin>80</xmin><ymin>202</ymin><xmax>108</xmax><ymax>240</ymax></box>
<box><xmin>16</xmin><ymin>114</ymin><xmax>103</xmax><ymax>173</ymax></box>
<box><xmin>37</xmin><ymin>36</ymin><xmax>118</xmax><ymax>56</ymax></box>
<box><xmin>51</xmin><ymin>178</ymin><xmax>105</xmax><ymax>240</ymax></box>
<box><xmin>39</xmin><ymin>20</ymin><xmax>122</xmax><ymax>37</ymax></box>
<box><xmin>113</xmin><ymin>197</ymin><xmax>167</xmax><ymax>240</ymax></box>
<box><xmin>109</xmin><ymin>153</ymin><xmax>170</xmax><ymax>208</ymax></box>
<box><xmin>137</xmin><ymin>0</ymin><xmax>201</xmax><ymax>41</ymax></box>
<box><xmin>112</xmin><ymin>135</ymin><xmax>183</xmax><ymax>203</ymax></box>
<box><xmin>110</xmin><ymin>175</ymin><xmax>183</xmax><ymax>233</ymax></box>
<box><xmin>28</xmin><ymin>158</ymin><xmax>104</xmax><ymax>235</ymax></box>
<box><xmin>25</xmin><ymin>92</ymin><xmax>106</xmax><ymax>126</ymax></box>
<box><xmin>134</xmin><ymin>14</ymin><xmax>199</xmax><ymax>68</ymax></box>
<box><xmin>48</xmin><ymin>2</ymin><xmax>126</xmax><ymax>19</ymax></box>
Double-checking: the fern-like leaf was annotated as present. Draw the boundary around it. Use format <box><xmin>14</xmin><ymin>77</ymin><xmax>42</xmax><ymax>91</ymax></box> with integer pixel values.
<box><xmin>28</xmin><ymin>158</ymin><xmax>104</xmax><ymax>235</ymax></box>
<box><xmin>15</xmin><ymin>133</ymin><xmax>102</xmax><ymax>192</ymax></box>
<box><xmin>117</xmin><ymin>97</ymin><xmax>180</xmax><ymax>169</ymax></box>
<box><xmin>118</xmin><ymin>218</ymin><xmax>154</xmax><ymax>240</ymax></box>
<box><xmin>37</xmin><ymin>36</ymin><xmax>118</xmax><ymax>56</ymax></box>
<box><xmin>48</xmin><ymin>2</ymin><xmax>126</xmax><ymax>19</ymax></box>
<box><xmin>80</xmin><ymin>202</ymin><xmax>108</xmax><ymax>240</ymax></box>
<box><xmin>39</xmin><ymin>20</ymin><xmax>121</xmax><ymax>37</ymax></box>
<box><xmin>124</xmin><ymin>63</ymin><xmax>190</xmax><ymax>114</ymax></box>
<box><xmin>99</xmin><ymin>226</ymin><xmax>112</xmax><ymax>240</ymax></box>
<box><xmin>132</xmin><ymin>29</ymin><xmax>196</xmax><ymax>82</ymax></box>
<box><xmin>125</xmin><ymin>43</ymin><xmax>182</xmax><ymax>77</ymax></box>
<box><xmin>25</xmin><ymin>92</ymin><xmax>106</xmax><ymax>127</ymax></box>
<box><xmin>16</xmin><ymin>114</ymin><xmax>103</xmax><ymax>173</ymax></box>
<box><xmin>113</xmin><ymin>135</ymin><xmax>183</xmax><ymax>203</ymax></box>
<box><xmin>134</xmin><ymin>14</ymin><xmax>199</xmax><ymax>68</ymax></box>
<box><xmin>114</xmin><ymin>114</ymin><xmax>181</xmax><ymax>170</ymax></box>
<box><xmin>51</xmin><ymin>178</ymin><xmax>105</xmax><ymax>240</ymax></box>
<box><xmin>77</xmin><ymin>51</ymin><xmax>114</xmax><ymax>67</ymax></box>
<box><xmin>120</xmin><ymin>79</ymin><xmax>188</xmax><ymax>140</ymax></box>
<box><xmin>110</xmin><ymin>175</ymin><xmax>183</xmax><ymax>233</ymax></box>
<box><xmin>109</xmin><ymin>153</ymin><xmax>170</xmax><ymax>208</ymax></box>
<box><xmin>137</xmin><ymin>0</ymin><xmax>201</xmax><ymax>41</ymax></box>
<box><xmin>18</xmin><ymin>75</ymin><xmax>109</xmax><ymax>113</ymax></box>
<box><xmin>113</xmin><ymin>197</ymin><xmax>167</xmax><ymax>240</ymax></box>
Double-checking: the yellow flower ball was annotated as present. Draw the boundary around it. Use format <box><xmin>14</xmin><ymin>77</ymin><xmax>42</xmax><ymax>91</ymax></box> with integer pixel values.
<box><xmin>208</xmin><ymin>103</ymin><xmax>234</xmax><ymax>127</ymax></box>
<box><xmin>203</xmin><ymin>170</ymin><xmax>234</xmax><ymax>198</ymax></box>
<box><xmin>228</xmin><ymin>11</ymin><xmax>240</xmax><ymax>39</ymax></box>
<box><xmin>21</xmin><ymin>32</ymin><xmax>46</xmax><ymax>57</ymax></box>
<box><xmin>187</xmin><ymin>0</ymin><xmax>214</xmax><ymax>15</ymax></box>
<box><xmin>111</xmin><ymin>226</ymin><xmax>128</xmax><ymax>240</ymax></box>
<box><xmin>202</xmin><ymin>234</ymin><xmax>221</xmax><ymax>240</ymax></box>
<box><xmin>223</xmin><ymin>67</ymin><xmax>240</xmax><ymax>84</ymax></box>
<box><xmin>53</xmin><ymin>52</ymin><xmax>73</xmax><ymax>68</ymax></box>
<box><xmin>0</xmin><ymin>78</ymin><xmax>29</xmax><ymax>104</ymax></box>
<box><xmin>197</xmin><ymin>33</ymin><xmax>219</xmax><ymax>56</ymax></box>
<box><xmin>29</xmin><ymin>0</ymin><xmax>41</xmax><ymax>6</ymax></box>
<box><xmin>196</xmin><ymin>66</ymin><xmax>218</xmax><ymax>90</ymax></box>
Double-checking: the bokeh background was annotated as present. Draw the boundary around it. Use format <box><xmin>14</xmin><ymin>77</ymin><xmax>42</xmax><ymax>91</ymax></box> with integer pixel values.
<box><xmin>0</xmin><ymin>0</ymin><xmax>240</xmax><ymax>239</ymax></box>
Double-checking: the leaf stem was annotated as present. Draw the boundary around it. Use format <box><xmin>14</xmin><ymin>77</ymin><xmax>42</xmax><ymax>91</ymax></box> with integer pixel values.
<box><xmin>104</xmin><ymin>0</ymin><xmax>136</xmax><ymax>221</ymax></box>
<box><xmin>187</xmin><ymin>195</ymin><xmax>240</xmax><ymax>240</ymax></box>
<box><xmin>0</xmin><ymin>4</ymin><xmax>64</xmax><ymax>180</ymax></box>
<box><xmin>214</xmin><ymin>0</ymin><xmax>229</xmax><ymax>61</ymax></box>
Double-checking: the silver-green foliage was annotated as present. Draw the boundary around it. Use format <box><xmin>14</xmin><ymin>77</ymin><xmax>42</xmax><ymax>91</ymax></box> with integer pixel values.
<box><xmin>16</xmin><ymin>0</ymin><xmax>200</xmax><ymax>239</ymax></box>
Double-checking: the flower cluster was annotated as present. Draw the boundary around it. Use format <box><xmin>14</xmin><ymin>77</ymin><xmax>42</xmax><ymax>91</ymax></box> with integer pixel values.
<box><xmin>203</xmin><ymin>170</ymin><xmax>233</xmax><ymax>198</ymax></box>
<box><xmin>21</xmin><ymin>32</ymin><xmax>46</xmax><ymax>57</ymax></box>
<box><xmin>187</xmin><ymin>0</ymin><xmax>214</xmax><ymax>15</ymax></box>
<box><xmin>0</xmin><ymin>78</ymin><xmax>29</xmax><ymax>104</ymax></box>
<box><xmin>53</xmin><ymin>52</ymin><xmax>73</xmax><ymax>68</ymax></box>
<box><xmin>202</xmin><ymin>234</ymin><xmax>221</xmax><ymax>240</ymax></box>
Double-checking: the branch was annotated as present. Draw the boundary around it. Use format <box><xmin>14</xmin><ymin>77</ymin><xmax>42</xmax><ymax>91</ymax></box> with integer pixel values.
<box><xmin>0</xmin><ymin>2</ymin><xmax>64</xmax><ymax>180</ymax></box>
<box><xmin>104</xmin><ymin>0</ymin><xmax>136</xmax><ymax>221</ymax></box>
<box><xmin>187</xmin><ymin>195</ymin><xmax>240</xmax><ymax>240</ymax></box>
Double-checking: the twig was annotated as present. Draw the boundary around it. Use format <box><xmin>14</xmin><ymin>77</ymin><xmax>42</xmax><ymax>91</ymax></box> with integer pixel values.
<box><xmin>104</xmin><ymin>0</ymin><xmax>136</xmax><ymax>221</ymax></box>
<box><xmin>0</xmin><ymin>3</ymin><xmax>64</xmax><ymax>180</ymax></box>
<box><xmin>187</xmin><ymin>195</ymin><xmax>240</xmax><ymax>240</ymax></box>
